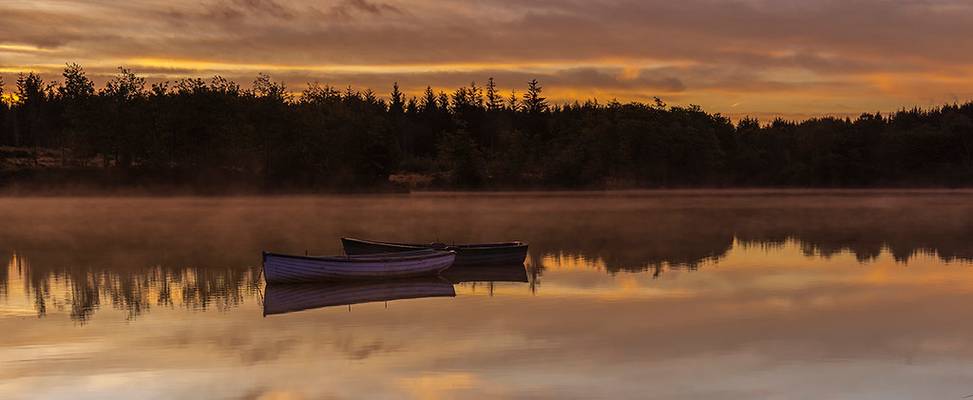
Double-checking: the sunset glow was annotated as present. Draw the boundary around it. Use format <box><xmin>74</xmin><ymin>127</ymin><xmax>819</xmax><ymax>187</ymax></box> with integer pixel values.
<box><xmin>3</xmin><ymin>0</ymin><xmax>973</xmax><ymax>120</ymax></box>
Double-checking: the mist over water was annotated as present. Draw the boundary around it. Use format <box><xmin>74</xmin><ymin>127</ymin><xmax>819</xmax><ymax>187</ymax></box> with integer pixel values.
<box><xmin>2</xmin><ymin>190</ymin><xmax>973</xmax><ymax>399</ymax></box>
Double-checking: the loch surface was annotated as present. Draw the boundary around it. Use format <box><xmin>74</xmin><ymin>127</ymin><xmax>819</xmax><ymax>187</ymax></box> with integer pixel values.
<box><xmin>2</xmin><ymin>191</ymin><xmax>973</xmax><ymax>399</ymax></box>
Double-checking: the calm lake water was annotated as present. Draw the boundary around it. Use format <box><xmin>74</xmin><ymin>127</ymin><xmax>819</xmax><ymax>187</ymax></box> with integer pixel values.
<box><xmin>2</xmin><ymin>191</ymin><xmax>973</xmax><ymax>399</ymax></box>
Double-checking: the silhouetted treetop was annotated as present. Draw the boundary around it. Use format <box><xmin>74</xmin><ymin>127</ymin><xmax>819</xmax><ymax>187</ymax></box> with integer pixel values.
<box><xmin>59</xmin><ymin>63</ymin><xmax>95</xmax><ymax>100</ymax></box>
<box><xmin>523</xmin><ymin>79</ymin><xmax>547</xmax><ymax>114</ymax></box>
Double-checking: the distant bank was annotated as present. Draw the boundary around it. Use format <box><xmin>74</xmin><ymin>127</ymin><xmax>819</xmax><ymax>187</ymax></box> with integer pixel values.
<box><xmin>1</xmin><ymin>147</ymin><xmax>971</xmax><ymax>196</ymax></box>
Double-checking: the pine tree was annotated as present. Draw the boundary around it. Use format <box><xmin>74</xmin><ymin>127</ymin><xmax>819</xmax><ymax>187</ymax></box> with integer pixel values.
<box><xmin>16</xmin><ymin>72</ymin><xmax>46</xmax><ymax>104</ymax></box>
<box><xmin>58</xmin><ymin>63</ymin><xmax>96</xmax><ymax>165</ymax></box>
<box><xmin>451</xmin><ymin>87</ymin><xmax>470</xmax><ymax>111</ymax></box>
<box><xmin>468</xmin><ymin>81</ymin><xmax>483</xmax><ymax>108</ymax></box>
<box><xmin>362</xmin><ymin>88</ymin><xmax>377</xmax><ymax>104</ymax></box>
<box><xmin>436</xmin><ymin>91</ymin><xmax>450</xmax><ymax>111</ymax></box>
<box><xmin>523</xmin><ymin>79</ymin><xmax>547</xmax><ymax>114</ymax></box>
<box><xmin>389</xmin><ymin>82</ymin><xmax>404</xmax><ymax>114</ymax></box>
<box><xmin>343</xmin><ymin>86</ymin><xmax>358</xmax><ymax>102</ymax></box>
<box><xmin>103</xmin><ymin>67</ymin><xmax>148</xmax><ymax>167</ymax></box>
<box><xmin>15</xmin><ymin>72</ymin><xmax>48</xmax><ymax>148</ymax></box>
<box><xmin>486</xmin><ymin>77</ymin><xmax>502</xmax><ymax>111</ymax></box>
<box><xmin>421</xmin><ymin>86</ymin><xmax>437</xmax><ymax>112</ymax></box>
<box><xmin>104</xmin><ymin>67</ymin><xmax>146</xmax><ymax>101</ymax></box>
<box><xmin>59</xmin><ymin>63</ymin><xmax>95</xmax><ymax>99</ymax></box>
<box><xmin>405</xmin><ymin>97</ymin><xmax>418</xmax><ymax>114</ymax></box>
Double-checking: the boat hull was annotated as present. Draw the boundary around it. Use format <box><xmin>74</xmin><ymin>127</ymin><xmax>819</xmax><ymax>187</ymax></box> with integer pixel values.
<box><xmin>264</xmin><ymin>278</ymin><xmax>456</xmax><ymax>316</ymax></box>
<box><xmin>262</xmin><ymin>250</ymin><xmax>456</xmax><ymax>283</ymax></box>
<box><xmin>342</xmin><ymin>238</ymin><xmax>528</xmax><ymax>266</ymax></box>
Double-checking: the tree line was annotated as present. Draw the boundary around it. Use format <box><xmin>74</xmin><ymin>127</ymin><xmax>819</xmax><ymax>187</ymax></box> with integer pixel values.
<box><xmin>1</xmin><ymin>63</ymin><xmax>972</xmax><ymax>191</ymax></box>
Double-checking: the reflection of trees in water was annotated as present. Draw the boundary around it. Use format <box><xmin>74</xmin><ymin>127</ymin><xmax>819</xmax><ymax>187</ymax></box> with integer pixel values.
<box><xmin>3</xmin><ymin>194</ymin><xmax>973</xmax><ymax>319</ymax></box>
<box><xmin>4</xmin><ymin>217</ymin><xmax>972</xmax><ymax>321</ymax></box>
<box><xmin>530</xmin><ymin>201</ymin><xmax>973</xmax><ymax>277</ymax></box>
<box><xmin>2</xmin><ymin>253</ymin><xmax>261</xmax><ymax>322</ymax></box>
<box><xmin>524</xmin><ymin>207</ymin><xmax>973</xmax><ymax>288</ymax></box>
<box><xmin>0</xmin><ymin>253</ymin><xmax>8</xmax><ymax>298</ymax></box>
<box><xmin>730</xmin><ymin>205</ymin><xmax>973</xmax><ymax>264</ymax></box>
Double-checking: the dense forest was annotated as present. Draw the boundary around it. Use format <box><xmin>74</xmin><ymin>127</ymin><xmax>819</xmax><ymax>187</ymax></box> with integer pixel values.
<box><xmin>1</xmin><ymin>64</ymin><xmax>972</xmax><ymax>192</ymax></box>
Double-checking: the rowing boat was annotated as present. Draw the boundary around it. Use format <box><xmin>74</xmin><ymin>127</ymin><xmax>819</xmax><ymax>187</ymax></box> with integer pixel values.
<box><xmin>263</xmin><ymin>278</ymin><xmax>456</xmax><ymax>316</ymax></box>
<box><xmin>341</xmin><ymin>237</ymin><xmax>528</xmax><ymax>266</ymax></box>
<box><xmin>262</xmin><ymin>249</ymin><xmax>455</xmax><ymax>283</ymax></box>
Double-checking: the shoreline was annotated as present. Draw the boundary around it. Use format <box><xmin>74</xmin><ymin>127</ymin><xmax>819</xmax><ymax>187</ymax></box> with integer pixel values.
<box><xmin>3</xmin><ymin>186</ymin><xmax>973</xmax><ymax>198</ymax></box>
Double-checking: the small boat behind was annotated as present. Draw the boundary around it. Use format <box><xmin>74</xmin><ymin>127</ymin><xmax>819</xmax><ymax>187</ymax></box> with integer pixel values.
<box><xmin>262</xmin><ymin>249</ymin><xmax>455</xmax><ymax>284</ymax></box>
<box><xmin>342</xmin><ymin>237</ymin><xmax>528</xmax><ymax>266</ymax></box>
<box><xmin>263</xmin><ymin>278</ymin><xmax>456</xmax><ymax>316</ymax></box>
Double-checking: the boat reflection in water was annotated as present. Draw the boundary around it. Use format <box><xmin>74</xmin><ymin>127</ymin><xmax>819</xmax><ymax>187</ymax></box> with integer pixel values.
<box><xmin>263</xmin><ymin>278</ymin><xmax>456</xmax><ymax>316</ymax></box>
<box><xmin>263</xmin><ymin>264</ymin><xmax>529</xmax><ymax>315</ymax></box>
<box><xmin>441</xmin><ymin>263</ymin><xmax>529</xmax><ymax>284</ymax></box>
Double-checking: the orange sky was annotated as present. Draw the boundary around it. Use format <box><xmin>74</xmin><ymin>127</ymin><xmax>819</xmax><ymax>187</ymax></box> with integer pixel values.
<box><xmin>2</xmin><ymin>0</ymin><xmax>973</xmax><ymax>120</ymax></box>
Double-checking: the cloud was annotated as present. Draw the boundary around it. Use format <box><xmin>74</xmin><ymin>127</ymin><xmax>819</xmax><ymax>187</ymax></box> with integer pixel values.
<box><xmin>201</xmin><ymin>0</ymin><xmax>297</xmax><ymax>20</ymax></box>
<box><xmin>329</xmin><ymin>0</ymin><xmax>401</xmax><ymax>17</ymax></box>
<box><xmin>1</xmin><ymin>0</ymin><xmax>973</xmax><ymax>118</ymax></box>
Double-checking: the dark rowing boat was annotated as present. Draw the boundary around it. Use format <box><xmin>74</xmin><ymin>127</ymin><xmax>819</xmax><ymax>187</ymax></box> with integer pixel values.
<box><xmin>262</xmin><ymin>249</ymin><xmax>456</xmax><ymax>283</ymax></box>
<box><xmin>263</xmin><ymin>278</ymin><xmax>456</xmax><ymax>316</ymax></box>
<box><xmin>341</xmin><ymin>237</ymin><xmax>528</xmax><ymax>266</ymax></box>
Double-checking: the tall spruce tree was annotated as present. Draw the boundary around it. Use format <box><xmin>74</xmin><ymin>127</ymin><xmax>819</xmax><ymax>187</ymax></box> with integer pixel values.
<box><xmin>421</xmin><ymin>86</ymin><xmax>437</xmax><ymax>112</ymax></box>
<box><xmin>15</xmin><ymin>72</ymin><xmax>48</xmax><ymax>149</ymax></box>
<box><xmin>389</xmin><ymin>82</ymin><xmax>405</xmax><ymax>115</ymax></box>
<box><xmin>58</xmin><ymin>63</ymin><xmax>96</xmax><ymax>165</ymax></box>
<box><xmin>486</xmin><ymin>77</ymin><xmax>502</xmax><ymax>111</ymax></box>
<box><xmin>523</xmin><ymin>79</ymin><xmax>547</xmax><ymax>114</ymax></box>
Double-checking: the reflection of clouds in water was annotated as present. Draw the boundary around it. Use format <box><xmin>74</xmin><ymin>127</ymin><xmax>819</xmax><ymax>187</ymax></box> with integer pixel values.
<box><xmin>3</xmin><ymin>246</ymin><xmax>973</xmax><ymax>398</ymax></box>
